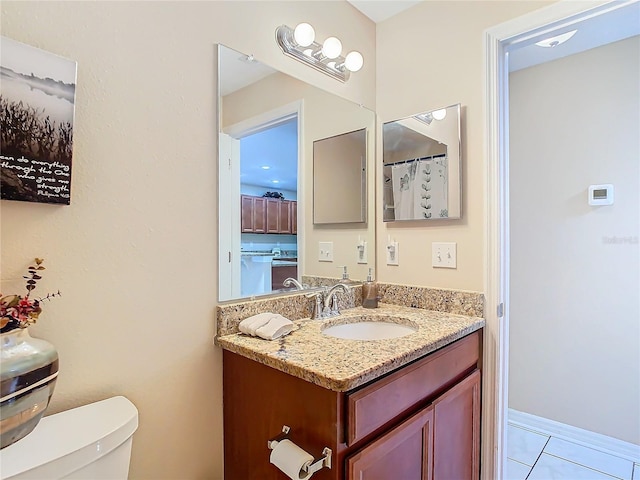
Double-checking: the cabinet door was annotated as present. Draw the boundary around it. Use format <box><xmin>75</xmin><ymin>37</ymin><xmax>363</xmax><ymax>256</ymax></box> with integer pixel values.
<box><xmin>241</xmin><ymin>196</ymin><xmax>267</xmax><ymax>233</ymax></box>
<box><xmin>347</xmin><ymin>406</ymin><xmax>433</xmax><ymax>480</ymax></box>
<box><xmin>291</xmin><ymin>201</ymin><xmax>297</xmax><ymax>234</ymax></box>
<box><xmin>433</xmin><ymin>369</ymin><xmax>481</xmax><ymax>480</ymax></box>
<box><xmin>265</xmin><ymin>198</ymin><xmax>280</xmax><ymax>233</ymax></box>
<box><xmin>265</xmin><ymin>198</ymin><xmax>292</xmax><ymax>233</ymax></box>
<box><xmin>241</xmin><ymin>195</ymin><xmax>254</xmax><ymax>233</ymax></box>
<box><xmin>279</xmin><ymin>200</ymin><xmax>291</xmax><ymax>233</ymax></box>
<box><xmin>271</xmin><ymin>264</ymin><xmax>297</xmax><ymax>290</ymax></box>
<box><xmin>253</xmin><ymin>197</ymin><xmax>266</xmax><ymax>233</ymax></box>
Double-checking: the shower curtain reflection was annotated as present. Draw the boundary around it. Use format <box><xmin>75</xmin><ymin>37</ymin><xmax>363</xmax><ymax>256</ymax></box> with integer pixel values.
<box><xmin>389</xmin><ymin>155</ymin><xmax>448</xmax><ymax>220</ymax></box>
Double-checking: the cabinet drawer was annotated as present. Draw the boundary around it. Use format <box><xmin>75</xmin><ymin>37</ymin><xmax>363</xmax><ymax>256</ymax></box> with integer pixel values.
<box><xmin>346</xmin><ymin>331</ymin><xmax>480</xmax><ymax>445</ymax></box>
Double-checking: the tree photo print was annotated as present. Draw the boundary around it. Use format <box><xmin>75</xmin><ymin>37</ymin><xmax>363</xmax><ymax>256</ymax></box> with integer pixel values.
<box><xmin>0</xmin><ymin>36</ymin><xmax>77</xmax><ymax>205</ymax></box>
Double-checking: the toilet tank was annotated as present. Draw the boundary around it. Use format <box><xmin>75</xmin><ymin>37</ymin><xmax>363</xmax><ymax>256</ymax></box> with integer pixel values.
<box><xmin>0</xmin><ymin>396</ymin><xmax>138</xmax><ymax>480</ymax></box>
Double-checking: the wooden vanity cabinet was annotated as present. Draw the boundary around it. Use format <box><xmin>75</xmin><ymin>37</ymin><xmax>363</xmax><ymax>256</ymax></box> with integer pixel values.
<box><xmin>347</xmin><ymin>370</ymin><xmax>480</xmax><ymax>480</ymax></box>
<box><xmin>222</xmin><ymin>329</ymin><xmax>482</xmax><ymax>480</ymax></box>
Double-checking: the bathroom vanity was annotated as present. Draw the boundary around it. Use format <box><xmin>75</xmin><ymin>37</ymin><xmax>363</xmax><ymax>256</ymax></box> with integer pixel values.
<box><xmin>218</xmin><ymin>304</ymin><xmax>484</xmax><ymax>479</ymax></box>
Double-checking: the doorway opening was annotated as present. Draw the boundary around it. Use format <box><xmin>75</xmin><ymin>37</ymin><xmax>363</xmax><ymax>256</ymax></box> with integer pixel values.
<box><xmin>218</xmin><ymin>104</ymin><xmax>301</xmax><ymax>302</ymax></box>
<box><xmin>484</xmin><ymin>1</ymin><xmax>640</xmax><ymax>478</ymax></box>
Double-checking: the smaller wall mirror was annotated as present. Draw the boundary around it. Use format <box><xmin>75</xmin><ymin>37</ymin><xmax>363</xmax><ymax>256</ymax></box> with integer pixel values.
<box><xmin>313</xmin><ymin>128</ymin><xmax>367</xmax><ymax>224</ymax></box>
<box><xmin>382</xmin><ymin>104</ymin><xmax>461</xmax><ymax>221</ymax></box>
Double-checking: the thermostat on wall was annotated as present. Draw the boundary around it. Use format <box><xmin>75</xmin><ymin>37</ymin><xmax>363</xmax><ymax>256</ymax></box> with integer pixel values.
<box><xmin>588</xmin><ymin>184</ymin><xmax>614</xmax><ymax>206</ymax></box>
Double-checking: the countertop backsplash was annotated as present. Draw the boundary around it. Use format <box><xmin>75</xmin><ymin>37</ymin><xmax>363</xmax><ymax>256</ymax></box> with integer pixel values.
<box><xmin>377</xmin><ymin>283</ymin><xmax>484</xmax><ymax>318</ymax></box>
<box><xmin>216</xmin><ymin>277</ymin><xmax>484</xmax><ymax>338</ymax></box>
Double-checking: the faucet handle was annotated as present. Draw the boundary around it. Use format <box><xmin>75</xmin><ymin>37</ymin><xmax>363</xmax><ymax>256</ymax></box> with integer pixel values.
<box><xmin>329</xmin><ymin>295</ymin><xmax>340</xmax><ymax>315</ymax></box>
<box><xmin>306</xmin><ymin>289</ymin><xmax>326</xmax><ymax>319</ymax></box>
<box><xmin>305</xmin><ymin>288</ymin><xmax>325</xmax><ymax>299</ymax></box>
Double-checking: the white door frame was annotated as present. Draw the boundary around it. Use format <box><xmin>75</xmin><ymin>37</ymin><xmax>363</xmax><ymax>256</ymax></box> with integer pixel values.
<box><xmin>482</xmin><ymin>1</ymin><xmax>634</xmax><ymax>478</ymax></box>
<box><xmin>218</xmin><ymin>133</ymin><xmax>242</xmax><ymax>300</ymax></box>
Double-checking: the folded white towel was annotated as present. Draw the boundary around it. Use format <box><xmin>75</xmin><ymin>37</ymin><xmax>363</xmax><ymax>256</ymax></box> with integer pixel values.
<box><xmin>255</xmin><ymin>315</ymin><xmax>295</xmax><ymax>340</ymax></box>
<box><xmin>239</xmin><ymin>312</ymin><xmax>275</xmax><ymax>336</ymax></box>
<box><xmin>239</xmin><ymin>313</ymin><xmax>294</xmax><ymax>340</ymax></box>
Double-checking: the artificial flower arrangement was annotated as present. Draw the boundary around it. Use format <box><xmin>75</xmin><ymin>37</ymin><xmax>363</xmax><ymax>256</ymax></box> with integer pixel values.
<box><xmin>0</xmin><ymin>258</ymin><xmax>61</xmax><ymax>334</ymax></box>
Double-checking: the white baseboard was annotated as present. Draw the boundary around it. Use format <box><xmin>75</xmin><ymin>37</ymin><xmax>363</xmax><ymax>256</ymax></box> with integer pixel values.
<box><xmin>508</xmin><ymin>408</ymin><xmax>640</xmax><ymax>464</ymax></box>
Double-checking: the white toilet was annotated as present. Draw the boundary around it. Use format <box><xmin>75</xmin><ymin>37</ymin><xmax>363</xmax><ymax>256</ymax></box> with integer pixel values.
<box><xmin>0</xmin><ymin>396</ymin><xmax>138</xmax><ymax>480</ymax></box>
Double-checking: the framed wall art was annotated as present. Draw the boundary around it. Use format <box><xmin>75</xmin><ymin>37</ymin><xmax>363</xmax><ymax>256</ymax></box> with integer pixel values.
<box><xmin>1</xmin><ymin>36</ymin><xmax>77</xmax><ymax>205</ymax></box>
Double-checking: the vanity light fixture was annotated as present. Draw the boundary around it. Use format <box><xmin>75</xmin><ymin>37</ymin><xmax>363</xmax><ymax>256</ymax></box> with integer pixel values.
<box><xmin>275</xmin><ymin>23</ymin><xmax>364</xmax><ymax>82</ymax></box>
<box><xmin>414</xmin><ymin>113</ymin><xmax>434</xmax><ymax>125</ymax></box>
<box><xmin>535</xmin><ymin>29</ymin><xmax>578</xmax><ymax>48</ymax></box>
<box><xmin>414</xmin><ymin>109</ymin><xmax>447</xmax><ymax>126</ymax></box>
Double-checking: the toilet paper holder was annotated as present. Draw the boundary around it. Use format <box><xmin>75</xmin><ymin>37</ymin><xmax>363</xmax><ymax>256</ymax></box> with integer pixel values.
<box><xmin>268</xmin><ymin>425</ymin><xmax>332</xmax><ymax>473</ymax></box>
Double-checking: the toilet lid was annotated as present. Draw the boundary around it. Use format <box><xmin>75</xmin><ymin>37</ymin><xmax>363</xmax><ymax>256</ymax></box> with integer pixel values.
<box><xmin>0</xmin><ymin>396</ymin><xmax>138</xmax><ymax>479</ymax></box>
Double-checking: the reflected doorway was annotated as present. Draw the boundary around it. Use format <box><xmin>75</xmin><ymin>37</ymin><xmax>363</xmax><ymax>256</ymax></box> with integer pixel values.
<box><xmin>218</xmin><ymin>110</ymin><xmax>300</xmax><ymax>301</ymax></box>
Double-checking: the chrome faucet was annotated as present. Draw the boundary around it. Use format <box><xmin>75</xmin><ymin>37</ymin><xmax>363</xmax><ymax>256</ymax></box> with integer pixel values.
<box><xmin>283</xmin><ymin>277</ymin><xmax>304</xmax><ymax>290</ymax></box>
<box><xmin>322</xmin><ymin>283</ymin><xmax>349</xmax><ymax>318</ymax></box>
<box><xmin>306</xmin><ymin>283</ymin><xmax>350</xmax><ymax>319</ymax></box>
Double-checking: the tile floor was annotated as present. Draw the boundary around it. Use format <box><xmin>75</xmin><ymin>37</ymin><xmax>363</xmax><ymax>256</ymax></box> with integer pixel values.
<box><xmin>507</xmin><ymin>423</ymin><xmax>640</xmax><ymax>480</ymax></box>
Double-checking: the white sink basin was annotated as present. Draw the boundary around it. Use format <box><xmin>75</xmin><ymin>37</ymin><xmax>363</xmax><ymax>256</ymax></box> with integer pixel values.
<box><xmin>321</xmin><ymin>317</ymin><xmax>418</xmax><ymax>341</ymax></box>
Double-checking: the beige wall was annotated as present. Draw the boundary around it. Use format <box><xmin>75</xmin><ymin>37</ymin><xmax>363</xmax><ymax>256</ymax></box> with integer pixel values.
<box><xmin>509</xmin><ymin>37</ymin><xmax>640</xmax><ymax>444</ymax></box>
<box><xmin>376</xmin><ymin>1</ymin><xmax>552</xmax><ymax>291</ymax></box>
<box><xmin>0</xmin><ymin>2</ymin><xmax>374</xmax><ymax>479</ymax></box>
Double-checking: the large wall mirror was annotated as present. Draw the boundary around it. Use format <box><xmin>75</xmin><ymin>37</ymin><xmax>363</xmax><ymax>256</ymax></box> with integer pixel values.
<box><xmin>218</xmin><ymin>44</ymin><xmax>376</xmax><ymax>302</ymax></box>
<box><xmin>382</xmin><ymin>104</ymin><xmax>461</xmax><ymax>221</ymax></box>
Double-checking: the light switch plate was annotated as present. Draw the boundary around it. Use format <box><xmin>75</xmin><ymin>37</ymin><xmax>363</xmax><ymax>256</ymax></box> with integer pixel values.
<box><xmin>386</xmin><ymin>242</ymin><xmax>399</xmax><ymax>266</ymax></box>
<box><xmin>319</xmin><ymin>241</ymin><xmax>334</xmax><ymax>262</ymax></box>
<box><xmin>432</xmin><ymin>242</ymin><xmax>456</xmax><ymax>268</ymax></box>
<box><xmin>357</xmin><ymin>241</ymin><xmax>368</xmax><ymax>264</ymax></box>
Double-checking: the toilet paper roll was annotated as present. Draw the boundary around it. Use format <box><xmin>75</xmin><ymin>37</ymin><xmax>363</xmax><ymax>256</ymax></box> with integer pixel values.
<box><xmin>270</xmin><ymin>439</ymin><xmax>315</xmax><ymax>480</ymax></box>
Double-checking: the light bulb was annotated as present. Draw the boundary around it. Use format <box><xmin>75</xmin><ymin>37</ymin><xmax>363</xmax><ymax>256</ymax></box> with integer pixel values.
<box><xmin>293</xmin><ymin>23</ymin><xmax>315</xmax><ymax>47</ymax></box>
<box><xmin>535</xmin><ymin>30</ymin><xmax>577</xmax><ymax>48</ymax></box>
<box><xmin>432</xmin><ymin>109</ymin><xmax>447</xmax><ymax>121</ymax></box>
<box><xmin>322</xmin><ymin>37</ymin><xmax>342</xmax><ymax>59</ymax></box>
<box><xmin>344</xmin><ymin>51</ymin><xmax>364</xmax><ymax>72</ymax></box>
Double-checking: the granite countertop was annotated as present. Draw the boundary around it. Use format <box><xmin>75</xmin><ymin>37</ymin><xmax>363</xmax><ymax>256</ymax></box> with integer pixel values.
<box><xmin>272</xmin><ymin>260</ymin><xmax>297</xmax><ymax>266</ymax></box>
<box><xmin>216</xmin><ymin>303</ymin><xmax>484</xmax><ymax>392</ymax></box>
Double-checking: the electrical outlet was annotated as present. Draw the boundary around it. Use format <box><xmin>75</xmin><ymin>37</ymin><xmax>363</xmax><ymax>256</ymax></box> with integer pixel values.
<box><xmin>319</xmin><ymin>242</ymin><xmax>334</xmax><ymax>262</ymax></box>
<box><xmin>386</xmin><ymin>241</ymin><xmax>399</xmax><ymax>266</ymax></box>
<box><xmin>357</xmin><ymin>241</ymin><xmax>368</xmax><ymax>264</ymax></box>
<box><xmin>432</xmin><ymin>242</ymin><xmax>456</xmax><ymax>268</ymax></box>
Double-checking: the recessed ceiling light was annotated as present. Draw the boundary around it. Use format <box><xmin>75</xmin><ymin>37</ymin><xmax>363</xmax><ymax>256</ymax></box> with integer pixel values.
<box><xmin>535</xmin><ymin>30</ymin><xmax>578</xmax><ymax>48</ymax></box>
<box><xmin>261</xmin><ymin>166</ymin><xmax>270</xmax><ymax>170</ymax></box>
<box><xmin>272</xmin><ymin>180</ymin><xmax>280</xmax><ymax>184</ymax></box>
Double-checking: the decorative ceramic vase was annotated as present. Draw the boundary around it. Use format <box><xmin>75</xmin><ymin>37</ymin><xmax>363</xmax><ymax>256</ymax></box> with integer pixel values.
<box><xmin>0</xmin><ymin>328</ymin><xmax>58</xmax><ymax>449</ymax></box>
